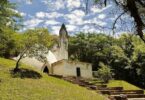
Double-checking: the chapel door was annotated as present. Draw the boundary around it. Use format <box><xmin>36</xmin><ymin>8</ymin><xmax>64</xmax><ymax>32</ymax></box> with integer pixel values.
<box><xmin>76</xmin><ymin>67</ymin><xmax>81</xmax><ymax>77</ymax></box>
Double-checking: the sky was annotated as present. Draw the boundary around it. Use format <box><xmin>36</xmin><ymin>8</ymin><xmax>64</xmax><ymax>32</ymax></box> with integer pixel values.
<box><xmin>9</xmin><ymin>0</ymin><xmax>133</xmax><ymax>35</ymax></box>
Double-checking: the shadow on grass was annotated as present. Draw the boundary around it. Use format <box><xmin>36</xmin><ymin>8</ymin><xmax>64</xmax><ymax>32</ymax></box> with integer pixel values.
<box><xmin>10</xmin><ymin>68</ymin><xmax>42</xmax><ymax>79</ymax></box>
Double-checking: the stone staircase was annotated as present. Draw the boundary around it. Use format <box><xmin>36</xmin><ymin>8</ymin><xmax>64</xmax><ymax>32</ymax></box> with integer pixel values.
<box><xmin>51</xmin><ymin>76</ymin><xmax>145</xmax><ymax>100</ymax></box>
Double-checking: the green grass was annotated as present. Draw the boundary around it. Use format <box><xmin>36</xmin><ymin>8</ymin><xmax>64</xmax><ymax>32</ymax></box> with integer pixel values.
<box><xmin>107</xmin><ymin>80</ymin><xmax>142</xmax><ymax>90</ymax></box>
<box><xmin>89</xmin><ymin>79</ymin><xmax>143</xmax><ymax>90</ymax></box>
<box><xmin>0</xmin><ymin>57</ymin><xmax>105</xmax><ymax>100</ymax></box>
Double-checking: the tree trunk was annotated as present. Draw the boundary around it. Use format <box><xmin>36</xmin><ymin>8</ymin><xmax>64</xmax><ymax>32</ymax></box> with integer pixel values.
<box><xmin>14</xmin><ymin>49</ymin><xmax>27</xmax><ymax>73</ymax></box>
<box><xmin>14</xmin><ymin>56</ymin><xmax>21</xmax><ymax>73</ymax></box>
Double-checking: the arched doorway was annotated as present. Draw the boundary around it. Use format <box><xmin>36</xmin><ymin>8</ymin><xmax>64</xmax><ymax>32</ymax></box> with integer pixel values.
<box><xmin>43</xmin><ymin>66</ymin><xmax>49</xmax><ymax>74</ymax></box>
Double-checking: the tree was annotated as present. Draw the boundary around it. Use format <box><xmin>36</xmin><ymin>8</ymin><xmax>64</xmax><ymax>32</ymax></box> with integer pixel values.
<box><xmin>0</xmin><ymin>0</ymin><xmax>21</xmax><ymax>30</ymax></box>
<box><xmin>14</xmin><ymin>28</ymin><xmax>53</xmax><ymax>72</ymax></box>
<box><xmin>69</xmin><ymin>32</ymin><xmax>114</xmax><ymax>70</ymax></box>
<box><xmin>0</xmin><ymin>0</ymin><xmax>22</xmax><ymax>58</ymax></box>
<box><xmin>94</xmin><ymin>0</ymin><xmax>145</xmax><ymax>41</ymax></box>
<box><xmin>0</xmin><ymin>28</ymin><xmax>17</xmax><ymax>58</ymax></box>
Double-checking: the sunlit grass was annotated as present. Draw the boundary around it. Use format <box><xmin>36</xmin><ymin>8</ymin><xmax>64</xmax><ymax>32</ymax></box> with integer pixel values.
<box><xmin>107</xmin><ymin>80</ymin><xmax>141</xmax><ymax>90</ymax></box>
<box><xmin>0</xmin><ymin>57</ymin><xmax>105</xmax><ymax>100</ymax></box>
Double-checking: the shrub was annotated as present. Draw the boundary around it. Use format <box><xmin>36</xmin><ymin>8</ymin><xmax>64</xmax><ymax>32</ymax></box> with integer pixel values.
<box><xmin>95</xmin><ymin>62</ymin><xmax>113</xmax><ymax>83</ymax></box>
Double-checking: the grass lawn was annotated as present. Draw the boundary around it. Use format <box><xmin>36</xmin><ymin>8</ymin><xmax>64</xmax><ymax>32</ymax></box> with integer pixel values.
<box><xmin>107</xmin><ymin>80</ymin><xmax>142</xmax><ymax>90</ymax></box>
<box><xmin>0</xmin><ymin>57</ymin><xmax>106</xmax><ymax>100</ymax></box>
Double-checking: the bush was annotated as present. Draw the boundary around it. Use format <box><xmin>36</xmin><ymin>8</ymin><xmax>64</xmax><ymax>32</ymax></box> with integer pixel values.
<box><xmin>95</xmin><ymin>62</ymin><xmax>113</xmax><ymax>83</ymax></box>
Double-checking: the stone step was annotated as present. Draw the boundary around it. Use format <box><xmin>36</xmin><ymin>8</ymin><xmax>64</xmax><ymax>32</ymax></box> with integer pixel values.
<box><xmin>123</xmin><ymin>90</ymin><xmax>144</xmax><ymax>94</ymax></box>
<box><xmin>110</xmin><ymin>92</ymin><xmax>143</xmax><ymax>95</ymax></box>
<box><xmin>110</xmin><ymin>90</ymin><xmax>144</xmax><ymax>95</ymax></box>
<box><xmin>100</xmin><ymin>90</ymin><xmax>144</xmax><ymax>95</ymax></box>
<box><xmin>100</xmin><ymin>90</ymin><xmax>109</xmax><ymax>94</ymax></box>
<box><xmin>96</xmin><ymin>84</ymin><xmax>107</xmax><ymax>88</ymax></box>
<box><xmin>127</xmin><ymin>94</ymin><xmax>145</xmax><ymax>98</ymax></box>
<box><xmin>111</xmin><ymin>94</ymin><xmax>145</xmax><ymax>99</ymax></box>
<box><xmin>128</xmin><ymin>98</ymin><xmax>145</xmax><ymax>100</ymax></box>
<box><xmin>87</xmin><ymin>85</ymin><xmax>97</xmax><ymax>90</ymax></box>
<box><xmin>79</xmin><ymin>83</ymin><xmax>87</xmax><ymax>87</ymax></box>
<box><xmin>109</xmin><ymin>94</ymin><xmax>127</xmax><ymax>100</ymax></box>
<box><xmin>79</xmin><ymin>80</ymin><xmax>94</xmax><ymax>85</ymax></box>
<box><xmin>97</xmin><ymin>87</ymin><xmax>123</xmax><ymax>91</ymax></box>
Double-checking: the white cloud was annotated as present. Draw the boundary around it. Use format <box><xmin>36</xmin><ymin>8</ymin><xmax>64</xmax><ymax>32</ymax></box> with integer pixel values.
<box><xmin>65</xmin><ymin>14</ymin><xmax>77</xmax><ymax>20</ymax></box>
<box><xmin>46</xmin><ymin>12</ymin><xmax>63</xmax><ymax>18</ymax></box>
<box><xmin>36</xmin><ymin>12</ymin><xmax>46</xmax><ymax>18</ymax></box>
<box><xmin>51</xmin><ymin>26</ymin><xmax>61</xmax><ymax>35</ymax></box>
<box><xmin>66</xmin><ymin>24</ymin><xmax>76</xmax><ymax>31</ymax></box>
<box><xmin>91</xmin><ymin>19</ymin><xmax>107</xmax><ymax>26</ymax></box>
<box><xmin>36</xmin><ymin>11</ymin><xmax>63</xmax><ymax>19</ymax></box>
<box><xmin>98</xmin><ymin>14</ymin><xmax>106</xmax><ymax>19</ymax></box>
<box><xmin>72</xmin><ymin>10</ymin><xmax>85</xmax><ymax>17</ymax></box>
<box><xmin>44</xmin><ymin>0</ymin><xmax>65</xmax><ymax>11</ymax></box>
<box><xmin>20</xmin><ymin>12</ymin><xmax>26</xmax><ymax>16</ymax></box>
<box><xmin>64</xmin><ymin>10</ymin><xmax>85</xmax><ymax>25</ymax></box>
<box><xmin>91</xmin><ymin>7</ymin><xmax>102</xmax><ymax>13</ymax></box>
<box><xmin>66</xmin><ymin>0</ymin><xmax>81</xmax><ymax>10</ymax></box>
<box><xmin>24</xmin><ymin>18</ymin><xmax>43</xmax><ymax>28</ymax></box>
<box><xmin>41</xmin><ymin>0</ymin><xmax>81</xmax><ymax>11</ymax></box>
<box><xmin>41</xmin><ymin>0</ymin><xmax>48</xmax><ymax>5</ymax></box>
<box><xmin>25</xmin><ymin>0</ymin><xmax>32</xmax><ymax>5</ymax></box>
<box><xmin>14</xmin><ymin>0</ymin><xmax>32</xmax><ymax>5</ymax></box>
<box><xmin>45</xmin><ymin>20</ymin><xmax>60</xmax><ymax>25</ymax></box>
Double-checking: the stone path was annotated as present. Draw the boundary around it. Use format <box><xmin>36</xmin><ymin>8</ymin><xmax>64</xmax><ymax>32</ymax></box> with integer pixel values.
<box><xmin>50</xmin><ymin>75</ymin><xmax>145</xmax><ymax>100</ymax></box>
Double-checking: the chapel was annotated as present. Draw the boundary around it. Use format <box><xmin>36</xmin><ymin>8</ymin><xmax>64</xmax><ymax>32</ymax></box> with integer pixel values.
<box><xmin>16</xmin><ymin>24</ymin><xmax>93</xmax><ymax>78</ymax></box>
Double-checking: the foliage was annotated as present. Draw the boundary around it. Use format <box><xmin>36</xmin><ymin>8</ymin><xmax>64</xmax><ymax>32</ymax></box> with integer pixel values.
<box><xmin>0</xmin><ymin>57</ymin><xmax>105</xmax><ymax>100</ymax></box>
<box><xmin>95</xmin><ymin>62</ymin><xmax>112</xmax><ymax>83</ymax></box>
<box><xmin>69</xmin><ymin>33</ymin><xmax>113</xmax><ymax>70</ymax></box>
<box><xmin>0</xmin><ymin>28</ymin><xmax>17</xmax><ymax>58</ymax></box>
<box><xmin>69</xmin><ymin>32</ymin><xmax>145</xmax><ymax>89</ymax></box>
<box><xmin>14</xmin><ymin>28</ymin><xmax>53</xmax><ymax>71</ymax></box>
<box><xmin>0</xmin><ymin>0</ymin><xmax>22</xmax><ymax>30</ymax></box>
<box><xmin>0</xmin><ymin>0</ymin><xmax>22</xmax><ymax>58</ymax></box>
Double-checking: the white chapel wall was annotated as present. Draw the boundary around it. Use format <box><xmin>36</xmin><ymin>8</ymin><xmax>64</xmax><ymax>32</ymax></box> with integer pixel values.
<box><xmin>63</xmin><ymin>61</ymin><xmax>92</xmax><ymax>78</ymax></box>
<box><xmin>52</xmin><ymin>62</ymin><xmax>65</xmax><ymax>75</ymax></box>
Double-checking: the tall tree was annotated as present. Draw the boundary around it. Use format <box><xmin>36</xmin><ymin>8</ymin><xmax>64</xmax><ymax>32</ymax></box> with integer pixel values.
<box><xmin>0</xmin><ymin>0</ymin><xmax>22</xmax><ymax>58</ymax></box>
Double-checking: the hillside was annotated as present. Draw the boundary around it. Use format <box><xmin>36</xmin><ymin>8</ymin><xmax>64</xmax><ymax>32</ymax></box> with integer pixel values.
<box><xmin>0</xmin><ymin>58</ymin><xmax>105</xmax><ymax>100</ymax></box>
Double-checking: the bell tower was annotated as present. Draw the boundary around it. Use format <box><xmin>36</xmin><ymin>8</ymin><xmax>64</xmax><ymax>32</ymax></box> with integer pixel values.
<box><xmin>59</xmin><ymin>24</ymin><xmax>68</xmax><ymax>60</ymax></box>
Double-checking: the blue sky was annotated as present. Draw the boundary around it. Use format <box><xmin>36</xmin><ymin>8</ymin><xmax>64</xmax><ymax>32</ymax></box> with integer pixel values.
<box><xmin>10</xmin><ymin>0</ymin><xmax>133</xmax><ymax>35</ymax></box>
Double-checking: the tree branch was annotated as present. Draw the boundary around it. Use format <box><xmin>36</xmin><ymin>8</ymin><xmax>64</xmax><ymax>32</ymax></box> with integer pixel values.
<box><xmin>112</xmin><ymin>11</ymin><xmax>127</xmax><ymax>34</ymax></box>
<box><xmin>136</xmin><ymin>0</ymin><xmax>145</xmax><ymax>8</ymax></box>
<box><xmin>104</xmin><ymin>0</ymin><xmax>107</xmax><ymax>6</ymax></box>
<box><xmin>126</xmin><ymin>0</ymin><xmax>145</xmax><ymax>42</ymax></box>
